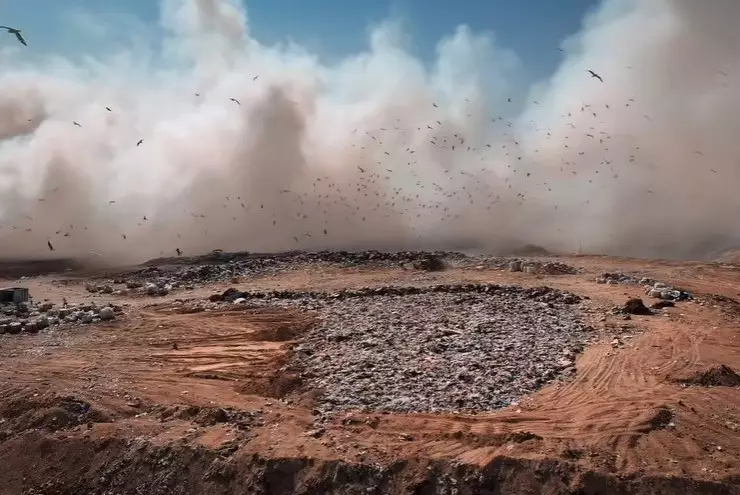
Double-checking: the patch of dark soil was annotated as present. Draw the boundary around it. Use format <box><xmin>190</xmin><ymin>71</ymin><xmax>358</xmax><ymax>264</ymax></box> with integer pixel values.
<box><xmin>249</xmin><ymin>318</ymin><xmax>315</xmax><ymax>342</ymax></box>
<box><xmin>562</xmin><ymin>447</ymin><xmax>585</xmax><ymax>460</ymax></box>
<box><xmin>0</xmin><ymin>258</ymin><xmax>87</xmax><ymax>279</ymax></box>
<box><xmin>156</xmin><ymin>304</ymin><xmax>206</xmax><ymax>314</ymax></box>
<box><xmin>0</xmin><ymin>392</ymin><xmax>110</xmax><ymax>434</ymax></box>
<box><xmin>650</xmin><ymin>300</ymin><xmax>675</xmax><ymax>309</ymax></box>
<box><xmin>623</xmin><ymin>298</ymin><xmax>652</xmax><ymax>315</ymax></box>
<box><xmin>636</xmin><ymin>407</ymin><xmax>674</xmax><ymax>432</ymax></box>
<box><xmin>412</xmin><ymin>254</ymin><xmax>446</xmax><ymax>272</ymax></box>
<box><xmin>507</xmin><ymin>431</ymin><xmax>543</xmax><ymax>443</ymax></box>
<box><xmin>239</xmin><ymin>371</ymin><xmax>303</xmax><ymax>399</ymax></box>
<box><xmin>699</xmin><ymin>294</ymin><xmax>740</xmax><ymax>319</ymax></box>
<box><xmin>674</xmin><ymin>365</ymin><xmax>740</xmax><ymax>387</ymax></box>
<box><xmin>153</xmin><ymin>405</ymin><xmax>263</xmax><ymax>430</ymax></box>
<box><xmin>186</xmin><ymin>372</ymin><xmax>234</xmax><ymax>381</ymax></box>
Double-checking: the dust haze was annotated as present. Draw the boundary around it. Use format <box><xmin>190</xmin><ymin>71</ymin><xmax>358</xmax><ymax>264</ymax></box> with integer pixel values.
<box><xmin>0</xmin><ymin>0</ymin><xmax>738</xmax><ymax>264</ymax></box>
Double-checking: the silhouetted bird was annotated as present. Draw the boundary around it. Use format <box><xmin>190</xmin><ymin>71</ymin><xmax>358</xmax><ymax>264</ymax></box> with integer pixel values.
<box><xmin>47</xmin><ymin>240</ymin><xmax>54</xmax><ymax>251</ymax></box>
<box><xmin>0</xmin><ymin>26</ymin><xmax>26</xmax><ymax>46</ymax></box>
<box><xmin>587</xmin><ymin>70</ymin><xmax>603</xmax><ymax>82</ymax></box>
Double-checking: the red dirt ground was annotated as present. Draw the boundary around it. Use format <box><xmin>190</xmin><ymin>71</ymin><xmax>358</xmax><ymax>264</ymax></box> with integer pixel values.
<box><xmin>1</xmin><ymin>255</ymin><xmax>739</xmax><ymax>494</ymax></box>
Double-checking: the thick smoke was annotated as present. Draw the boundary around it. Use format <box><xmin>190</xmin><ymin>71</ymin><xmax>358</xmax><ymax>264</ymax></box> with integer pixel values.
<box><xmin>0</xmin><ymin>0</ymin><xmax>738</xmax><ymax>263</ymax></box>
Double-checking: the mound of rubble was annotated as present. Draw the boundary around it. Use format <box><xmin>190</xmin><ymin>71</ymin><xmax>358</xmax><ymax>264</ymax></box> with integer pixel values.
<box><xmin>206</xmin><ymin>283</ymin><xmax>583</xmax><ymax>304</ymax></box>
<box><xmin>204</xmin><ymin>284</ymin><xmax>591</xmax><ymax>414</ymax></box>
<box><xmin>597</xmin><ymin>273</ymin><xmax>691</xmax><ymax>301</ymax></box>
<box><xmin>0</xmin><ymin>300</ymin><xmax>121</xmax><ymax>335</ymax></box>
<box><xmin>507</xmin><ymin>259</ymin><xmax>579</xmax><ymax>275</ymax></box>
<box><xmin>87</xmin><ymin>250</ymin><xmax>580</xmax><ymax>298</ymax></box>
<box><xmin>597</xmin><ymin>272</ymin><xmax>650</xmax><ymax>285</ymax></box>
<box><xmin>87</xmin><ymin>251</ymin><xmax>473</xmax><ymax>297</ymax></box>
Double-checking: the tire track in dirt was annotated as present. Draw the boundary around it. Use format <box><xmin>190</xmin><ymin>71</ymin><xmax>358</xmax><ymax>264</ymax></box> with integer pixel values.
<box><xmin>316</xmin><ymin>264</ymin><xmax>740</xmax><ymax>482</ymax></box>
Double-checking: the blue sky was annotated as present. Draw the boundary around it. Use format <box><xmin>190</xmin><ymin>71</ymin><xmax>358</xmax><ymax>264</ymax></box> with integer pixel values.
<box><xmin>1</xmin><ymin>0</ymin><xmax>598</xmax><ymax>80</ymax></box>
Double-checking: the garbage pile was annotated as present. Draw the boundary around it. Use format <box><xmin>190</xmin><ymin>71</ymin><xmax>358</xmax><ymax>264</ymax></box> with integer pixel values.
<box><xmin>597</xmin><ymin>274</ymin><xmax>691</xmax><ymax>301</ymax></box>
<box><xmin>0</xmin><ymin>299</ymin><xmax>121</xmax><ymax>335</ymax></box>
<box><xmin>507</xmin><ymin>260</ymin><xmax>579</xmax><ymax>275</ymax></box>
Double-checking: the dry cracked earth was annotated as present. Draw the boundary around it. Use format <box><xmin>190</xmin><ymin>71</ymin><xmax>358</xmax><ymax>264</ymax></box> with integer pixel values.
<box><xmin>0</xmin><ymin>250</ymin><xmax>738</xmax><ymax>494</ymax></box>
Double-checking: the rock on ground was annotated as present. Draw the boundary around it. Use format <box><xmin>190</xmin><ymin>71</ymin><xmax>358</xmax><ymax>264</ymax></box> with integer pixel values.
<box><xmin>0</xmin><ymin>301</ymin><xmax>122</xmax><ymax>336</ymax></box>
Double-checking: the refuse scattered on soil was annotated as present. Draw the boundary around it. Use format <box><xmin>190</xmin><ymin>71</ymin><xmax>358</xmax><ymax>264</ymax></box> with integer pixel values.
<box><xmin>0</xmin><ymin>300</ymin><xmax>121</xmax><ymax>335</ymax></box>
<box><xmin>84</xmin><ymin>250</ymin><xmax>581</xmax><ymax>298</ymax></box>
<box><xmin>597</xmin><ymin>273</ymin><xmax>691</xmax><ymax>301</ymax></box>
<box><xmin>507</xmin><ymin>259</ymin><xmax>579</xmax><ymax>275</ymax></box>
<box><xmin>201</xmin><ymin>283</ymin><xmax>592</xmax><ymax>414</ymax></box>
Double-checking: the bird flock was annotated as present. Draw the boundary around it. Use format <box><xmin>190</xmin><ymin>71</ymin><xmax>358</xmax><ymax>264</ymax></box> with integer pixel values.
<box><xmin>0</xmin><ymin>26</ymin><xmax>730</xmax><ymax>258</ymax></box>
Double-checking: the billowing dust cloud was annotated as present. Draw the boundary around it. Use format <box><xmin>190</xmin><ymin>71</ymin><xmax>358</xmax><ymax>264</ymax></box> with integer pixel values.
<box><xmin>0</xmin><ymin>0</ymin><xmax>738</xmax><ymax>263</ymax></box>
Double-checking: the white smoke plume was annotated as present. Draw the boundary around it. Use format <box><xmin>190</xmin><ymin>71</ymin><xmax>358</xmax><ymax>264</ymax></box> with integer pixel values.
<box><xmin>0</xmin><ymin>0</ymin><xmax>738</xmax><ymax>263</ymax></box>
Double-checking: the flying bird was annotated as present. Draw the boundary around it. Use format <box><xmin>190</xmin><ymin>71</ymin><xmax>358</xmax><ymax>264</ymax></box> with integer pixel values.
<box><xmin>252</xmin><ymin>75</ymin><xmax>259</xmax><ymax>81</ymax></box>
<box><xmin>176</xmin><ymin>248</ymin><xmax>182</xmax><ymax>256</ymax></box>
<box><xmin>136</xmin><ymin>139</ymin><xmax>143</xmax><ymax>146</ymax></box>
<box><xmin>73</xmin><ymin>121</ymin><xmax>81</xmax><ymax>127</ymax></box>
<box><xmin>0</xmin><ymin>26</ymin><xmax>26</xmax><ymax>46</ymax></box>
<box><xmin>229</xmin><ymin>97</ymin><xmax>240</xmax><ymax>105</ymax></box>
<box><xmin>587</xmin><ymin>70</ymin><xmax>603</xmax><ymax>82</ymax></box>
<box><xmin>105</xmin><ymin>106</ymin><xmax>112</xmax><ymax>112</ymax></box>
<box><xmin>47</xmin><ymin>240</ymin><xmax>54</xmax><ymax>251</ymax></box>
